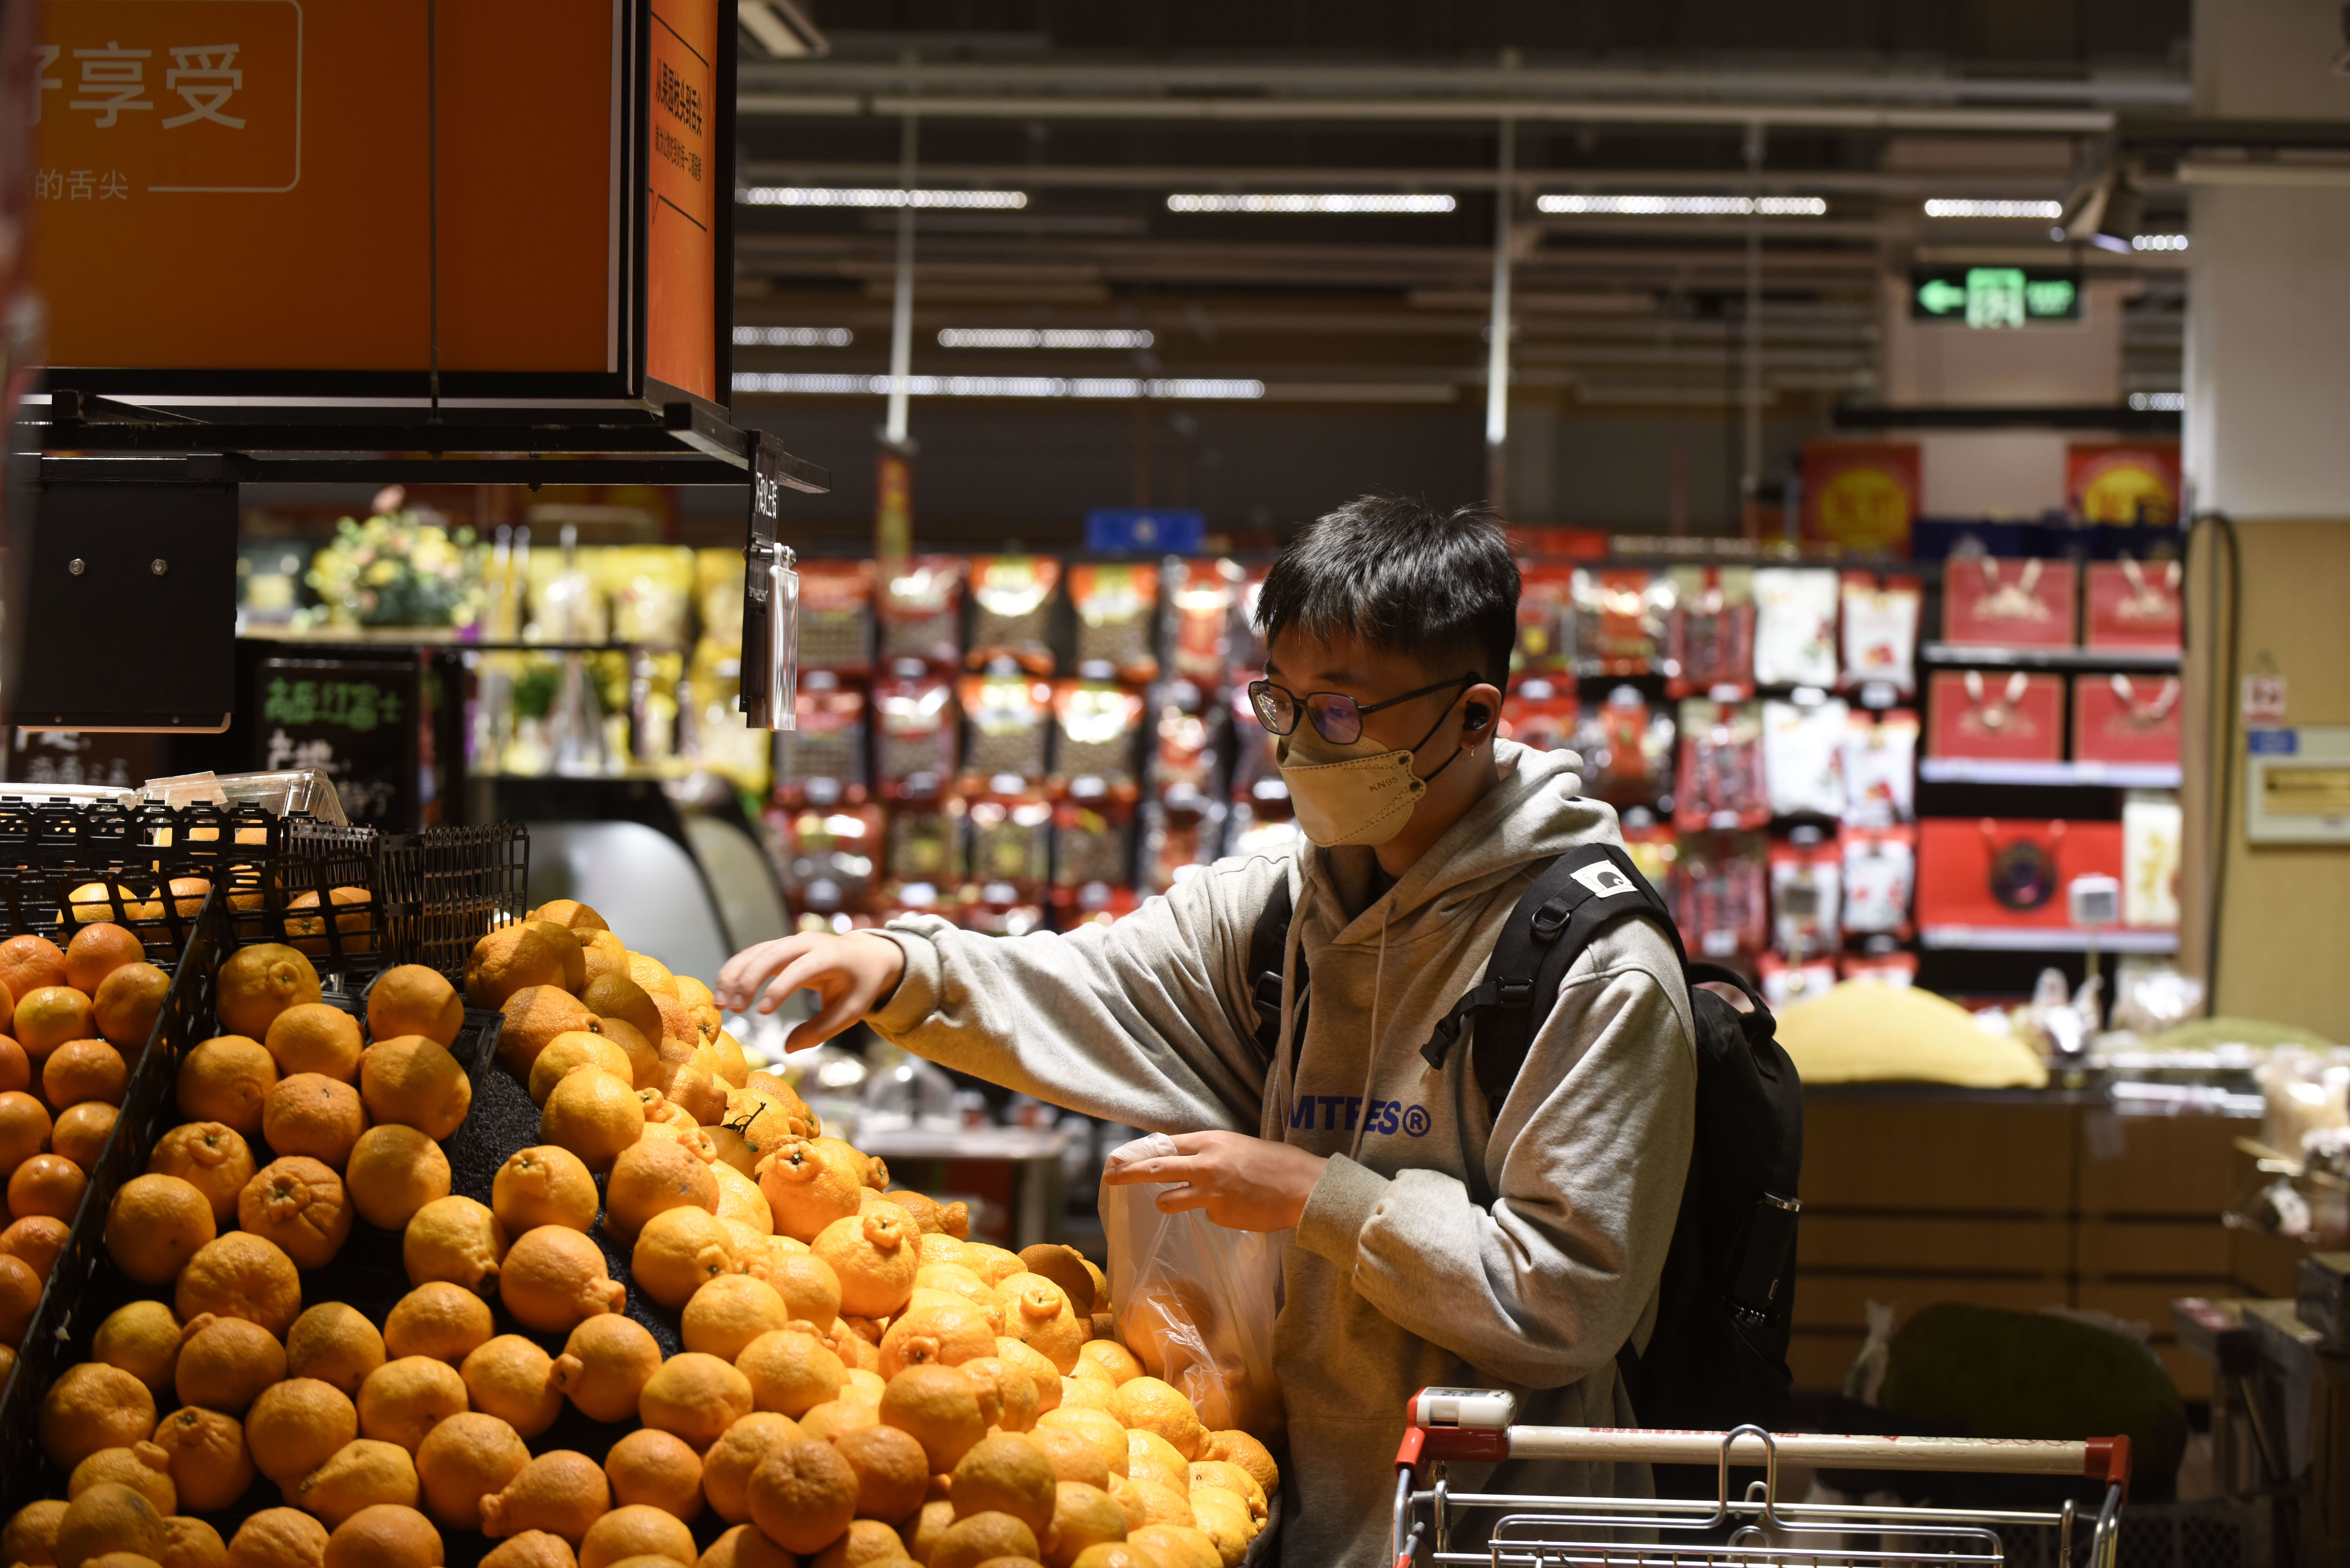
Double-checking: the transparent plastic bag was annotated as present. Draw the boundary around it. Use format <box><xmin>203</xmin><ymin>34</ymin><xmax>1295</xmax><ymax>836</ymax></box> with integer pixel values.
<box><xmin>1099</xmin><ymin>1133</ymin><xmax>1286</xmax><ymax>1439</ymax></box>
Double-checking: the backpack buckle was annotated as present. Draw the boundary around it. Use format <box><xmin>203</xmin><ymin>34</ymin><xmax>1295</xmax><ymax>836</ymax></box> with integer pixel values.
<box><xmin>1495</xmin><ymin>979</ymin><xmax>1532</xmax><ymax>1010</ymax></box>
<box><xmin>1530</xmin><ymin>899</ymin><xmax>1574</xmax><ymax>940</ymax></box>
<box><xmin>1253</xmin><ymin>971</ymin><xmax>1283</xmax><ymax>1012</ymax></box>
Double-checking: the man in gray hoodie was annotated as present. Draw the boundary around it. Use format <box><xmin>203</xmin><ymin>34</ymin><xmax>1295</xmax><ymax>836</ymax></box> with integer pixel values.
<box><xmin>716</xmin><ymin>498</ymin><xmax>1697</xmax><ymax>1568</ymax></box>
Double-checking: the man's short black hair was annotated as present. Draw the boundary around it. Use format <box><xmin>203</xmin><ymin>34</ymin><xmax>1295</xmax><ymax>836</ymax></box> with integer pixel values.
<box><xmin>1256</xmin><ymin>496</ymin><xmax>1519</xmax><ymax>693</ymax></box>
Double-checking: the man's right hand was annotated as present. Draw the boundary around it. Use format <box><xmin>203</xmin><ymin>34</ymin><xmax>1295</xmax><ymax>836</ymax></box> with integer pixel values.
<box><xmin>713</xmin><ymin>931</ymin><xmax>908</xmax><ymax>1053</ymax></box>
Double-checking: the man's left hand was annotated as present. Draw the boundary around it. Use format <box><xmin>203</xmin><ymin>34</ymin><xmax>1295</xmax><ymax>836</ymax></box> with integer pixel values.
<box><xmin>1100</xmin><ymin>1131</ymin><xmax>1328</xmax><ymax>1231</ymax></box>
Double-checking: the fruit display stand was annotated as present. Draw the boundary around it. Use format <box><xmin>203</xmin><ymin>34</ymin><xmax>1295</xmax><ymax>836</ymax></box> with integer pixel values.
<box><xmin>0</xmin><ymin>868</ymin><xmax>1282</xmax><ymax>1568</ymax></box>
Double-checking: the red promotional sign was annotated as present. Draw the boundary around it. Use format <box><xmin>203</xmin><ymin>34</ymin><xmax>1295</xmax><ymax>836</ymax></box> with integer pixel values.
<box><xmin>1800</xmin><ymin>443</ymin><xmax>1919</xmax><ymax>555</ymax></box>
<box><xmin>2067</xmin><ymin>444</ymin><xmax>2181</xmax><ymax>526</ymax></box>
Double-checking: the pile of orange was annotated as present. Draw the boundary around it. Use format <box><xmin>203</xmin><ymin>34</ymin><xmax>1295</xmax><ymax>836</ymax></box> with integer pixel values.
<box><xmin>0</xmin><ymin>922</ymin><xmax>176</xmax><ymax>1367</ymax></box>
<box><xmin>0</xmin><ymin>896</ymin><xmax>1279</xmax><ymax>1568</ymax></box>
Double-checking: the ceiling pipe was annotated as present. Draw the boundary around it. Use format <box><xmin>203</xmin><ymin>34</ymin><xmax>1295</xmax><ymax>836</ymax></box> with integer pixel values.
<box><xmin>738</xmin><ymin>59</ymin><xmax>2191</xmax><ymax>109</ymax></box>
<box><xmin>741</xmin><ymin>161</ymin><xmax>2112</xmax><ymax>197</ymax></box>
<box><xmin>740</xmin><ymin>91</ymin><xmax>2118</xmax><ymax>134</ymax></box>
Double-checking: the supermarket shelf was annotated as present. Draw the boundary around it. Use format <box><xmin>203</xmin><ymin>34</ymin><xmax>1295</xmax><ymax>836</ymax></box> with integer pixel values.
<box><xmin>1920</xmin><ymin>924</ymin><xmax>2180</xmax><ymax>953</ymax></box>
<box><xmin>1918</xmin><ymin>758</ymin><xmax>2182</xmax><ymax>788</ymax></box>
<box><xmin>1922</xmin><ymin>642</ymin><xmax>2182</xmax><ymax>672</ymax></box>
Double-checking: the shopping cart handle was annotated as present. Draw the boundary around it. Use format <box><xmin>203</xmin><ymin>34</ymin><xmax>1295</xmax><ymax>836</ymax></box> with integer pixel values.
<box><xmin>2086</xmin><ymin>1435</ymin><xmax>2132</xmax><ymax>1496</ymax></box>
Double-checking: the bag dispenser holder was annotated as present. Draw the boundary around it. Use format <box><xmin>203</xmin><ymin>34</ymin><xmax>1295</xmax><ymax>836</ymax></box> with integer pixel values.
<box><xmin>739</xmin><ymin>433</ymin><xmax>801</xmax><ymax>731</ymax></box>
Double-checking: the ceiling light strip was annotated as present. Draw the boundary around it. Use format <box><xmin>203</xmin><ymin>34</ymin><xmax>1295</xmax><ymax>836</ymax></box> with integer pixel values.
<box><xmin>1536</xmin><ymin>194</ymin><xmax>1826</xmax><ymax>215</ymax></box>
<box><xmin>1922</xmin><ymin>198</ymin><xmax>2065</xmax><ymax>218</ymax></box>
<box><xmin>731</xmin><ymin>373</ymin><xmax>1263</xmax><ymax>399</ymax></box>
<box><xmin>738</xmin><ymin>186</ymin><xmax>1029</xmax><ymax>208</ymax></box>
<box><xmin>732</xmin><ymin>327</ymin><xmax>854</xmax><ymax>346</ymax></box>
<box><xmin>1165</xmin><ymin>193</ymin><xmax>1456</xmax><ymax>213</ymax></box>
<box><xmin>936</xmin><ymin>328</ymin><xmax>1156</xmax><ymax>348</ymax></box>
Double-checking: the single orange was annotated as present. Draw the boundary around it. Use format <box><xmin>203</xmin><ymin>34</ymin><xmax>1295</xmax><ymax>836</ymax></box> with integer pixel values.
<box><xmin>413</xmin><ymin>1412</ymin><xmax>529</xmax><ymax>1533</ymax></box>
<box><xmin>601</xmin><ymin>1429</ymin><xmax>702</xmax><ymax>1522</ymax></box>
<box><xmin>575</xmin><ymin>1506</ymin><xmax>691</xmax><ymax>1568</ymax></box>
<box><xmin>490</xmin><ymin>1146</ymin><xmax>599</xmax><ymax>1235</ymax></box>
<box><xmin>477</xmin><ymin>1534</ymin><xmax>576</xmax><ymax>1568</ymax></box>
<box><xmin>263</xmin><ymin>1074</ymin><xmax>369</xmax><ymax>1171</ymax></box>
<box><xmin>13</xmin><ymin>1152</ymin><xmax>90</xmax><ymax>1222</ymax></box>
<box><xmin>466</xmin><ymin>928</ymin><xmax>588</xmax><ymax>1016</ymax></box>
<box><xmin>150</xmin><ymin>1121</ymin><xmax>258</xmax><ymax>1227</ymax></box>
<box><xmin>384</xmin><ymin>1282</ymin><xmax>495</xmax><ymax>1366</ymax></box>
<box><xmin>550</xmin><ymin>1316</ymin><xmax>662</xmax><ymax>1425</ymax></box>
<box><xmin>64</xmin><ymin>924</ymin><xmax>146</xmax><ymax>995</ymax></box>
<box><xmin>1</xmin><ymin>1212</ymin><xmax>70</xmax><ymax>1278</ymax></box>
<box><xmin>477</xmin><ymin>1449</ymin><xmax>610</xmax><ymax>1544</ymax></box>
<box><xmin>344</xmin><ymin>1126</ymin><xmax>452</xmax><ymax>1232</ymax></box>
<box><xmin>285</xmin><ymin>1304</ymin><xmax>388</xmax><ymax>1398</ymax></box>
<box><xmin>357</xmin><ymin>1037</ymin><xmax>471</xmax><ymax>1142</ymax></box>
<box><xmin>239</xmin><ymin>1158</ymin><xmax>353</xmax><ymax>1270</ymax></box>
<box><xmin>53</xmin><ymin>1100</ymin><xmax>119</xmax><ymax>1170</ymax></box>
<box><xmin>176</xmin><ymin>1037</ymin><xmax>279</xmax><ymax>1137</ymax></box>
<box><xmin>743</xmin><ymin>1441</ymin><xmax>858</xmax><ymax>1556</ymax></box>
<box><xmin>93</xmin><ymin>964</ymin><xmax>170</xmax><ymax>1052</ymax></box>
<box><xmin>601</xmin><ymin>1137</ymin><xmax>717</xmax><ymax>1245</ymax></box>
<box><xmin>215</xmin><ymin>945</ymin><xmax>323</xmax><ymax>1041</ymax></box>
<box><xmin>492</xmin><ymin>989</ymin><xmax>598</xmax><ymax>1082</ymax></box>
<box><xmin>45</xmin><ymin>1037</ymin><xmax>128</xmax><ymax>1108</ymax></box>
<box><xmin>458</xmin><ymin>1336</ymin><xmax>564</xmax><ymax>1440</ymax></box>
<box><xmin>104</xmin><ymin>1173</ymin><xmax>217</xmax><ymax>1284</ymax></box>
<box><xmin>496</xmin><ymin>1226</ymin><xmax>625</xmax><ymax>1333</ymax></box>
<box><xmin>355</xmin><ymin>1358</ymin><xmax>469</xmax><ymax>1455</ymax></box>
<box><xmin>0</xmin><ymin>1252</ymin><xmax>44</xmax><ymax>1343</ymax></box>
<box><xmin>151</xmin><ymin>1404</ymin><xmax>258</xmax><ymax>1513</ymax></box>
<box><xmin>0</xmin><ymin>1034</ymin><xmax>27</xmax><ymax>1095</ymax></box>
<box><xmin>226</xmin><ymin>1509</ymin><xmax>329</xmax><ymax>1568</ymax></box>
<box><xmin>401</xmin><ymin>1196</ymin><xmax>508</xmax><ymax>1299</ymax></box>
<box><xmin>175</xmin><ymin>1232</ymin><xmax>304</xmax><ymax>1338</ymax></box>
<box><xmin>247</xmin><ymin>1378</ymin><xmax>362</xmax><ymax>1488</ymax></box>
<box><xmin>264</xmin><ymin>1005</ymin><xmax>366</xmax><ymax>1083</ymax></box>
<box><xmin>320</xmin><ymin>1502</ymin><xmax>440</xmax><ymax>1568</ymax></box>
<box><xmin>0</xmin><ymin>1089</ymin><xmax>55</xmax><ymax>1176</ymax></box>
<box><xmin>0</xmin><ymin>934</ymin><xmax>69</xmax><ymax>1001</ymax></box>
<box><xmin>16</xmin><ymin>987</ymin><xmax>95</xmax><ymax>1062</ymax></box>
<box><xmin>175</xmin><ymin>1313</ymin><xmax>289</xmax><ymax>1415</ymax></box>
<box><xmin>93</xmin><ymin>1300</ymin><xmax>185</xmax><ymax>1394</ymax></box>
<box><xmin>365</xmin><ymin>969</ymin><xmax>463</xmax><ymax>1052</ymax></box>
<box><xmin>635</xmin><ymin>1353</ymin><xmax>753</xmax><ymax>1451</ymax></box>
<box><xmin>40</xmin><ymin>1362</ymin><xmax>158</xmax><ymax>1469</ymax></box>
<box><xmin>830</xmin><ymin>1423</ymin><xmax>929</xmax><ymax>1527</ymax></box>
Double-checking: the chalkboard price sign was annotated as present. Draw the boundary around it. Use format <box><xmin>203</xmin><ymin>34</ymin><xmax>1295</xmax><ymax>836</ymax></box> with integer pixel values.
<box><xmin>254</xmin><ymin>658</ymin><xmax>421</xmax><ymax>829</ymax></box>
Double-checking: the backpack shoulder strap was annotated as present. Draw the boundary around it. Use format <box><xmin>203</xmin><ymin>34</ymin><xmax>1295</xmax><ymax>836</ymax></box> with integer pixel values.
<box><xmin>1245</xmin><ymin>874</ymin><xmax>1298</xmax><ymax>1067</ymax></box>
<box><xmin>1420</xmin><ymin>844</ymin><xmax>1677</xmax><ymax>1114</ymax></box>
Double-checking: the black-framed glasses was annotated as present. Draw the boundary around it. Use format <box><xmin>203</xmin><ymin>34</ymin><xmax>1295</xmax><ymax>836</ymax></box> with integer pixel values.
<box><xmin>1247</xmin><ymin>673</ymin><xmax>1476</xmax><ymax>746</ymax></box>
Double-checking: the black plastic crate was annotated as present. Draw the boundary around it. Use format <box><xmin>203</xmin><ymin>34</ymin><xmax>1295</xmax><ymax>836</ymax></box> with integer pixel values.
<box><xmin>380</xmin><ymin>823</ymin><xmax>529</xmax><ymax>980</ymax></box>
<box><xmin>0</xmin><ymin>878</ymin><xmax>509</xmax><ymax>1529</ymax></box>
<box><xmin>0</xmin><ymin>878</ymin><xmax>226</xmax><ymax>1514</ymax></box>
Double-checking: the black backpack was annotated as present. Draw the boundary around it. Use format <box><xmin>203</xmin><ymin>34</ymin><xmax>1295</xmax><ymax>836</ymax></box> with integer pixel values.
<box><xmin>1246</xmin><ymin>842</ymin><xmax>1803</xmax><ymax>1434</ymax></box>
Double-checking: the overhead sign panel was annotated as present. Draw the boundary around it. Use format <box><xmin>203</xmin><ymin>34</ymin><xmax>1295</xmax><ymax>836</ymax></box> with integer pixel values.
<box><xmin>1910</xmin><ymin>265</ymin><xmax>2082</xmax><ymax>327</ymax></box>
<box><xmin>33</xmin><ymin>0</ymin><xmax>731</xmax><ymax>410</ymax></box>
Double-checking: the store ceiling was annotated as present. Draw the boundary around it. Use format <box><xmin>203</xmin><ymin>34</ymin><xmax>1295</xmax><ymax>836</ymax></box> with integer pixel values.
<box><xmin>723</xmin><ymin>1</ymin><xmax>2195</xmax><ymax>538</ymax></box>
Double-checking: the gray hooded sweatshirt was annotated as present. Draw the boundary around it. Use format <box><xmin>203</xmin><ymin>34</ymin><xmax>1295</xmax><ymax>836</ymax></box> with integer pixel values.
<box><xmin>867</xmin><ymin>741</ymin><xmax>1697</xmax><ymax>1568</ymax></box>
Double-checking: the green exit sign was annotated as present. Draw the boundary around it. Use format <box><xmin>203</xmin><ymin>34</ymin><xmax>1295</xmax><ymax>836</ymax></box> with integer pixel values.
<box><xmin>1911</xmin><ymin>265</ymin><xmax>2082</xmax><ymax>327</ymax></box>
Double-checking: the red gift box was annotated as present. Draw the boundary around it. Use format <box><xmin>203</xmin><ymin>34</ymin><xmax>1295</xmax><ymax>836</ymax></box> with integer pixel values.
<box><xmin>1927</xmin><ymin>670</ymin><xmax>2065</xmax><ymax>762</ymax></box>
<box><xmin>1916</xmin><ymin>818</ymin><xmax>2125</xmax><ymax>931</ymax></box>
<box><xmin>2084</xmin><ymin>559</ymin><xmax>2183</xmax><ymax>650</ymax></box>
<box><xmin>1942</xmin><ymin>557</ymin><xmax>2078</xmax><ymax>648</ymax></box>
<box><xmin>2073</xmin><ymin>674</ymin><xmax>2182</xmax><ymax>766</ymax></box>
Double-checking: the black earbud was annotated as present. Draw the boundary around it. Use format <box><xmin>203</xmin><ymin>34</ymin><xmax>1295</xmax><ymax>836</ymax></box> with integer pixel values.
<box><xmin>1464</xmin><ymin>704</ymin><xmax>1491</xmax><ymax>732</ymax></box>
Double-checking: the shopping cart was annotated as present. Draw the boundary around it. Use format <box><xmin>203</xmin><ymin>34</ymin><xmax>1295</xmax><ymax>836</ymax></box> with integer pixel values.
<box><xmin>1391</xmin><ymin>1388</ymin><xmax>2128</xmax><ymax>1568</ymax></box>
